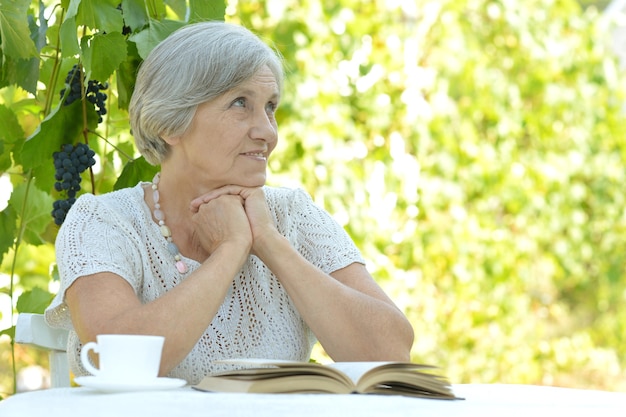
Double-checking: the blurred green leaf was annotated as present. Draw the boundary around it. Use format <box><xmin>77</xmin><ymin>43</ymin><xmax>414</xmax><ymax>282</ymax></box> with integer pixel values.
<box><xmin>0</xmin><ymin>206</ymin><xmax>17</xmax><ymax>266</ymax></box>
<box><xmin>114</xmin><ymin>157</ymin><xmax>159</xmax><ymax>190</ymax></box>
<box><xmin>59</xmin><ymin>16</ymin><xmax>80</xmax><ymax>57</ymax></box>
<box><xmin>129</xmin><ymin>18</ymin><xmax>185</xmax><ymax>59</ymax></box>
<box><xmin>9</xmin><ymin>182</ymin><xmax>55</xmax><ymax>246</ymax></box>
<box><xmin>16</xmin><ymin>288</ymin><xmax>55</xmax><ymax>314</ymax></box>
<box><xmin>19</xmin><ymin>100</ymin><xmax>98</xmax><ymax>191</ymax></box>
<box><xmin>189</xmin><ymin>0</ymin><xmax>226</xmax><ymax>22</ymax></box>
<box><xmin>0</xmin><ymin>0</ymin><xmax>38</xmax><ymax>60</ymax></box>
<box><xmin>82</xmin><ymin>31</ymin><xmax>128</xmax><ymax>82</ymax></box>
<box><xmin>75</xmin><ymin>0</ymin><xmax>124</xmax><ymax>33</ymax></box>
<box><xmin>0</xmin><ymin>105</ymin><xmax>25</xmax><ymax>144</ymax></box>
<box><xmin>121</xmin><ymin>0</ymin><xmax>149</xmax><ymax>32</ymax></box>
<box><xmin>0</xmin><ymin>326</ymin><xmax>15</xmax><ymax>339</ymax></box>
<box><xmin>116</xmin><ymin>40</ymin><xmax>142</xmax><ymax>109</ymax></box>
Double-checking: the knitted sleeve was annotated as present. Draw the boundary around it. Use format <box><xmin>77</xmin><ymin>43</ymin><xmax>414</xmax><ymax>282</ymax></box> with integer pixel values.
<box><xmin>45</xmin><ymin>192</ymin><xmax>143</xmax><ymax>329</ymax></box>
<box><xmin>267</xmin><ymin>187</ymin><xmax>366</xmax><ymax>273</ymax></box>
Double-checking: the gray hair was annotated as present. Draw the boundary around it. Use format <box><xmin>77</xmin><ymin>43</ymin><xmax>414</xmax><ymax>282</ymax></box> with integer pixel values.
<box><xmin>129</xmin><ymin>21</ymin><xmax>284</xmax><ymax>165</ymax></box>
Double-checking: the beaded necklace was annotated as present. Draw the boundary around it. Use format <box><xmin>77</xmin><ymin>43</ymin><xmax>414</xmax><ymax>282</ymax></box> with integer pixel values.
<box><xmin>151</xmin><ymin>173</ymin><xmax>188</xmax><ymax>274</ymax></box>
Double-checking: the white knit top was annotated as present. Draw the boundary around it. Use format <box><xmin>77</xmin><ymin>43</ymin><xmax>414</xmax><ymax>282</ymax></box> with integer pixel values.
<box><xmin>45</xmin><ymin>182</ymin><xmax>365</xmax><ymax>384</ymax></box>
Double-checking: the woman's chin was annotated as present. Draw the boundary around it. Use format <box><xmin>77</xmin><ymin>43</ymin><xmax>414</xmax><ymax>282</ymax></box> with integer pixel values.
<box><xmin>231</xmin><ymin>177</ymin><xmax>266</xmax><ymax>188</ymax></box>
<box><xmin>243</xmin><ymin>174</ymin><xmax>267</xmax><ymax>188</ymax></box>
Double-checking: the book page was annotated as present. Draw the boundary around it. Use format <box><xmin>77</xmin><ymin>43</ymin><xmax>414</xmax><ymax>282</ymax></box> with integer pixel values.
<box><xmin>194</xmin><ymin>374</ymin><xmax>353</xmax><ymax>394</ymax></box>
<box><xmin>215</xmin><ymin>360</ymin><xmax>434</xmax><ymax>386</ymax></box>
<box><xmin>326</xmin><ymin>362</ymin><xmax>394</xmax><ymax>384</ymax></box>
<box><xmin>199</xmin><ymin>359</ymin><xmax>457</xmax><ymax>398</ymax></box>
<box><xmin>213</xmin><ymin>358</ymin><xmax>355</xmax><ymax>387</ymax></box>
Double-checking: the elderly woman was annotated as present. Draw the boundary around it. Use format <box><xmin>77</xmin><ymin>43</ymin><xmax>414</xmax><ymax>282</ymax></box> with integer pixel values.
<box><xmin>45</xmin><ymin>21</ymin><xmax>414</xmax><ymax>384</ymax></box>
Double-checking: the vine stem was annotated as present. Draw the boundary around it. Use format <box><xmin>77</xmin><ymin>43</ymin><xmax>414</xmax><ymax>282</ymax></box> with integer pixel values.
<box><xmin>88</xmin><ymin>129</ymin><xmax>136</xmax><ymax>161</ymax></box>
<box><xmin>77</xmin><ymin>25</ymin><xmax>97</xmax><ymax>195</ymax></box>
<box><xmin>43</xmin><ymin>7</ymin><xmax>65</xmax><ymax>115</ymax></box>
<box><xmin>9</xmin><ymin>170</ymin><xmax>34</xmax><ymax>395</ymax></box>
<box><xmin>147</xmin><ymin>0</ymin><xmax>160</xmax><ymax>19</ymax></box>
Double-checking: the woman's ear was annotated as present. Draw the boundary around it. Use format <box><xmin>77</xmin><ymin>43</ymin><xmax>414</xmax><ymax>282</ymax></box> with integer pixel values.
<box><xmin>160</xmin><ymin>134</ymin><xmax>181</xmax><ymax>146</ymax></box>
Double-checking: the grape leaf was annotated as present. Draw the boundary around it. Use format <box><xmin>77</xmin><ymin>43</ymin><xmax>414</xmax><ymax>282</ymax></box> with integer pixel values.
<box><xmin>145</xmin><ymin>0</ymin><xmax>166</xmax><ymax>20</ymax></box>
<box><xmin>13</xmin><ymin>4</ymin><xmax>48</xmax><ymax>94</ymax></box>
<box><xmin>82</xmin><ymin>31</ymin><xmax>128</xmax><ymax>82</ymax></box>
<box><xmin>0</xmin><ymin>205</ymin><xmax>17</xmax><ymax>266</ymax></box>
<box><xmin>0</xmin><ymin>326</ymin><xmax>15</xmax><ymax>340</ymax></box>
<box><xmin>121</xmin><ymin>0</ymin><xmax>149</xmax><ymax>32</ymax></box>
<box><xmin>189</xmin><ymin>0</ymin><xmax>226</xmax><ymax>23</ymax></box>
<box><xmin>116</xmin><ymin>40</ymin><xmax>142</xmax><ymax>109</ymax></box>
<box><xmin>9</xmin><ymin>182</ymin><xmax>55</xmax><ymax>246</ymax></box>
<box><xmin>0</xmin><ymin>1</ymin><xmax>46</xmax><ymax>92</ymax></box>
<box><xmin>75</xmin><ymin>0</ymin><xmax>124</xmax><ymax>34</ymax></box>
<box><xmin>30</xmin><ymin>157</ymin><xmax>57</xmax><ymax>196</ymax></box>
<box><xmin>60</xmin><ymin>16</ymin><xmax>81</xmax><ymax>57</ymax></box>
<box><xmin>114</xmin><ymin>157</ymin><xmax>159</xmax><ymax>190</ymax></box>
<box><xmin>32</xmin><ymin>1</ymin><xmax>48</xmax><ymax>51</ymax></box>
<box><xmin>0</xmin><ymin>142</ymin><xmax>4</xmax><ymax>170</ymax></box>
<box><xmin>165</xmin><ymin>0</ymin><xmax>187</xmax><ymax>19</ymax></box>
<box><xmin>0</xmin><ymin>140</ymin><xmax>24</xmax><ymax>172</ymax></box>
<box><xmin>129</xmin><ymin>18</ymin><xmax>185</xmax><ymax>59</ymax></box>
<box><xmin>20</xmin><ymin>101</ymin><xmax>93</xmax><ymax>171</ymax></box>
<box><xmin>0</xmin><ymin>104</ymin><xmax>24</xmax><ymax>144</ymax></box>
<box><xmin>0</xmin><ymin>104</ymin><xmax>25</xmax><ymax>172</ymax></box>
<box><xmin>16</xmin><ymin>287</ymin><xmax>55</xmax><ymax>314</ymax></box>
<box><xmin>64</xmin><ymin>0</ymin><xmax>79</xmax><ymax>19</ymax></box>
<box><xmin>19</xmin><ymin>100</ymin><xmax>98</xmax><ymax>191</ymax></box>
<box><xmin>0</xmin><ymin>0</ymin><xmax>38</xmax><ymax>60</ymax></box>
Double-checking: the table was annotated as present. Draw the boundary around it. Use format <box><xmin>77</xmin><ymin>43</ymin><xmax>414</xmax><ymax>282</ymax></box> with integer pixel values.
<box><xmin>1</xmin><ymin>384</ymin><xmax>625</xmax><ymax>417</ymax></box>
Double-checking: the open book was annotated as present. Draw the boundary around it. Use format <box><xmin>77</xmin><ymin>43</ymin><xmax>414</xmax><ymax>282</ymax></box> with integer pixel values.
<box><xmin>193</xmin><ymin>359</ymin><xmax>460</xmax><ymax>399</ymax></box>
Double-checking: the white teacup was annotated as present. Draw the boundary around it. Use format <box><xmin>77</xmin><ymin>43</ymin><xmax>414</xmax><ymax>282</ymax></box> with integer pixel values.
<box><xmin>80</xmin><ymin>334</ymin><xmax>165</xmax><ymax>382</ymax></box>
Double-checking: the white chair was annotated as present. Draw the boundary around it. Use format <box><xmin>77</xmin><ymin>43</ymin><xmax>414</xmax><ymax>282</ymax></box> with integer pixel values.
<box><xmin>15</xmin><ymin>313</ymin><xmax>71</xmax><ymax>388</ymax></box>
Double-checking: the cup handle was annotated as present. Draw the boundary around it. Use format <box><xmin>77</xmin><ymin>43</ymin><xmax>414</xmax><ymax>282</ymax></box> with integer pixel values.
<box><xmin>80</xmin><ymin>341</ymin><xmax>101</xmax><ymax>377</ymax></box>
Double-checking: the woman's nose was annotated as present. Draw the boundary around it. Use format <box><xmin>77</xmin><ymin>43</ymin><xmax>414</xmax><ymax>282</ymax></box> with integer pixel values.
<box><xmin>250</xmin><ymin>109</ymin><xmax>277</xmax><ymax>143</ymax></box>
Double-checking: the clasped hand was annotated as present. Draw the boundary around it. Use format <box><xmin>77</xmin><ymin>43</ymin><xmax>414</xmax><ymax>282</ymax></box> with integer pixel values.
<box><xmin>189</xmin><ymin>185</ymin><xmax>275</xmax><ymax>257</ymax></box>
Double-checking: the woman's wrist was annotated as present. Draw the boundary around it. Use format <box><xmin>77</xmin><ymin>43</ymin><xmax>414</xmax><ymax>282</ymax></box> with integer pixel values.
<box><xmin>251</xmin><ymin>230</ymin><xmax>290</xmax><ymax>261</ymax></box>
<box><xmin>211</xmin><ymin>238</ymin><xmax>252</xmax><ymax>265</ymax></box>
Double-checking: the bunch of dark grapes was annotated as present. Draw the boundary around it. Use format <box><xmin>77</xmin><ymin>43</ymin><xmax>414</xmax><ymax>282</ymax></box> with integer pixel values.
<box><xmin>59</xmin><ymin>64</ymin><xmax>82</xmax><ymax>106</ymax></box>
<box><xmin>59</xmin><ymin>64</ymin><xmax>108</xmax><ymax>123</ymax></box>
<box><xmin>51</xmin><ymin>143</ymin><xmax>96</xmax><ymax>225</ymax></box>
<box><xmin>86</xmin><ymin>80</ymin><xmax>108</xmax><ymax>123</ymax></box>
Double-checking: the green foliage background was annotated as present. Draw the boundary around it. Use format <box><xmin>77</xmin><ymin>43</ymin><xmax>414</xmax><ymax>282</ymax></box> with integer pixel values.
<box><xmin>1</xmin><ymin>0</ymin><xmax>625</xmax><ymax>396</ymax></box>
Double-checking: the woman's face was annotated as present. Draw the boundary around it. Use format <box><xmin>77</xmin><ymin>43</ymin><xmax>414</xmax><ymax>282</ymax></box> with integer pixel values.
<box><xmin>167</xmin><ymin>65</ymin><xmax>280</xmax><ymax>190</ymax></box>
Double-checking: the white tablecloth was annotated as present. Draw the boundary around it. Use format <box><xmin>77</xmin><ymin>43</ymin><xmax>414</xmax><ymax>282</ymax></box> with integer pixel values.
<box><xmin>1</xmin><ymin>384</ymin><xmax>625</xmax><ymax>417</ymax></box>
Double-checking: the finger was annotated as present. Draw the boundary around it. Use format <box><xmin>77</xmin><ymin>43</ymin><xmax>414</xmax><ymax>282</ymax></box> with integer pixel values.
<box><xmin>190</xmin><ymin>187</ymin><xmax>237</xmax><ymax>212</ymax></box>
<box><xmin>190</xmin><ymin>191</ymin><xmax>247</xmax><ymax>214</ymax></box>
<box><xmin>189</xmin><ymin>185</ymin><xmax>253</xmax><ymax>212</ymax></box>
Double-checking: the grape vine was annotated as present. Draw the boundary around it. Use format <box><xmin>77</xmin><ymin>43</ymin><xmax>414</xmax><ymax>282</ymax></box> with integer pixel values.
<box><xmin>53</xmin><ymin>64</ymin><xmax>106</xmax><ymax>225</ymax></box>
<box><xmin>51</xmin><ymin>143</ymin><xmax>96</xmax><ymax>225</ymax></box>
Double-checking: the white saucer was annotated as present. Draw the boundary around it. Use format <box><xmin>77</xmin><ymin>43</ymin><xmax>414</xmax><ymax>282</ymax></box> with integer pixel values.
<box><xmin>74</xmin><ymin>376</ymin><xmax>187</xmax><ymax>392</ymax></box>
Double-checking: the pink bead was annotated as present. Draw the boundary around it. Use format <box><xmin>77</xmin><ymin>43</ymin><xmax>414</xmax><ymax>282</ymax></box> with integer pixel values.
<box><xmin>176</xmin><ymin>260</ymin><xmax>188</xmax><ymax>273</ymax></box>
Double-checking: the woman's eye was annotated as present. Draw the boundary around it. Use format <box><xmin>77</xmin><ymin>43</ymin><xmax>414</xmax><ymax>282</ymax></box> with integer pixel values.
<box><xmin>266</xmin><ymin>102</ymin><xmax>277</xmax><ymax>114</ymax></box>
<box><xmin>232</xmin><ymin>97</ymin><xmax>246</xmax><ymax>107</ymax></box>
